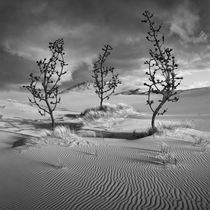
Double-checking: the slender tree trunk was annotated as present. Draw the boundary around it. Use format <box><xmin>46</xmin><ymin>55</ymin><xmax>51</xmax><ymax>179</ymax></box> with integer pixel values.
<box><xmin>49</xmin><ymin>112</ymin><xmax>55</xmax><ymax>130</ymax></box>
<box><xmin>151</xmin><ymin>100</ymin><xmax>166</xmax><ymax>129</ymax></box>
<box><xmin>151</xmin><ymin>111</ymin><xmax>157</xmax><ymax>129</ymax></box>
<box><xmin>45</xmin><ymin>97</ymin><xmax>55</xmax><ymax>130</ymax></box>
<box><xmin>100</xmin><ymin>96</ymin><xmax>103</xmax><ymax>110</ymax></box>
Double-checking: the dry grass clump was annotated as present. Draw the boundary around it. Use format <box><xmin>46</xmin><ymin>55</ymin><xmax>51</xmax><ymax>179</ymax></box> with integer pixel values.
<box><xmin>80</xmin><ymin>103</ymin><xmax>138</xmax><ymax>129</ymax></box>
<box><xmin>81</xmin><ymin>103</ymin><xmax>138</xmax><ymax>119</ymax></box>
<box><xmin>155</xmin><ymin>142</ymin><xmax>177</xmax><ymax>165</ymax></box>
<box><xmin>157</xmin><ymin>121</ymin><xmax>209</xmax><ymax>152</ymax></box>
<box><xmin>40</xmin><ymin>126</ymin><xmax>89</xmax><ymax>146</ymax></box>
<box><xmin>157</xmin><ymin>120</ymin><xmax>193</xmax><ymax>132</ymax></box>
<box><xmin>191</xmin><ymin>135</ymin><xmax>208</xmax><ymax>152</ymax></box>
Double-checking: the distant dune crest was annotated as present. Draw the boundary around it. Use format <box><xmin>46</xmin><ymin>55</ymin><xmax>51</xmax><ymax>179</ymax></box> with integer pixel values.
<box><xmin>60</xmin><ymin>81</ymin><xmax>94</xmax><ymax>94</ymax></box>
<box><xmin>60</xmin><ymin>83</ymin><xmax>210</xmax><ymax>96</ymax></box>
<box><xmin>115</xmin><ymin>86</ymin><xmax>210</xmax><ymax>96</ymax></box>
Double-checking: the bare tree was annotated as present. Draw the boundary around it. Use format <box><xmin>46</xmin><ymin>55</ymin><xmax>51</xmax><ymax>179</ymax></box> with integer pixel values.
<box><xmin>23</xmin><ymin>38</ymin><xmax>68</xmax><ymax>130</ymax></box>
<box><xmin>142</xmin><ymin>11</ymin><xmax>183</xmax><ymax>129</ymax></box>
<box><xmin>92</xmin><ymin>44</ymin><xmax>121</xmax><ymax>110</ymax></box>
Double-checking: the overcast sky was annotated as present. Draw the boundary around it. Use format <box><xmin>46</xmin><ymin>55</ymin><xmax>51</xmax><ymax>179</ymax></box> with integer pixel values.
<box><xmin>0</xmin><ymin>0</ymin><xmax>210</xmax><ymax>90</ymax></box>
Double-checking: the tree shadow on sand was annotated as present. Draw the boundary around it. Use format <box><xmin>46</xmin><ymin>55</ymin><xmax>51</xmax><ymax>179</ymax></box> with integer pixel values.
<box><xmin>11</xmin><ymin>136</ymin><xmax>28</xmax><ymax>148</ymax></box>
<box><xmin>32</xmin><ymin>121</ymin><xmax>84</xmax><ymax>130</ymax></box>
<box><xmin>6</xmin><ymin>135</ymin><xmax>37</xmax><ymax>149</ymax></box>
<box><xmin>64</xmin><ymin>113</ymin><xmax>82</xmax><ymax>118</ymax></box>
<box><xmin>80</xmin><ymin>128</ymin><xmax>156</xmax><ymax>140</ymax></box>
<box><xmin>1</xmin><ymin>117</ymin><xmax>84</xmax><ymax>131</ymax></box>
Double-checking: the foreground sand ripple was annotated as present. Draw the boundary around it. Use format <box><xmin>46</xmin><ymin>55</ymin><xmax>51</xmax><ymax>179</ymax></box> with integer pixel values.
<box><xmin>0</xmin><ymin>132</ymin><xmax>209</xmax><ymax>210</ymax></box>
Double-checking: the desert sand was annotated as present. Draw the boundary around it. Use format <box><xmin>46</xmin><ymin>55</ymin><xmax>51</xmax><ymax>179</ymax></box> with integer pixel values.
<box><xmin>0</xmin><ymin>88</ymin><xmax>209</xmax><ymax>209</ymax></box>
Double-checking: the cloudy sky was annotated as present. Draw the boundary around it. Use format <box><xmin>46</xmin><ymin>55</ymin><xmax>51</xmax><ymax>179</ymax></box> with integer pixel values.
<box><xmin>0</xmin><ymin>0</ymin><xmax>210</xmax><ymax>91</ymax></box>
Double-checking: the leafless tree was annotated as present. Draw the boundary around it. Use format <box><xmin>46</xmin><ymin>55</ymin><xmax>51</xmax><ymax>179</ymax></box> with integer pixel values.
<box><xmin>142</xmin><ymin>11</ymin><xmax>183</xmax><ymax>129</ymax></box>
<box><xmin>92</xmin><ymin>45</ymin><xmax>121</xmax><ymax>110</ymax></box>
<box><xmin>23</xmin><ymin>38</ymin><xmax>68</xmax><ymax>130</ymax></box>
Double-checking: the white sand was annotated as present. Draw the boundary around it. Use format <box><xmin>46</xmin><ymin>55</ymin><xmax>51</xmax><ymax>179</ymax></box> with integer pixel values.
<box><xmin>0</xmin><ymin>131</ymin><xmax>209</xmax><ymax>209</ymax></box>
<box><xmin>0</xmin><ymin>88</ymin><xmax>210</xmax><ymax>209</ymax></box>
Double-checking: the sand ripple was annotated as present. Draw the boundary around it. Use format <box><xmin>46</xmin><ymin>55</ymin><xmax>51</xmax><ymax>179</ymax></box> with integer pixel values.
<box><xmin>0</xmin><ymin>135</ymin><xmax>209</xmax><ymax>210</ymax></box>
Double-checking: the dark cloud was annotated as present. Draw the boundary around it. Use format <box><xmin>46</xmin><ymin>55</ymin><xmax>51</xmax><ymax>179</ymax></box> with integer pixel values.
<box><xmin>155</xmin><ymin>0</ymin><xmax>183</xmax><ymax>8</ymax></box>
<box><xmin>61</xmin><ymin>62</ymin><xmax>92</xmax><ymax>89</ymax></box>
<box><xmin>0</xmin><ymin>0</ymin><xmax>210</xmax><ymax>90</ymax></box>
<box><xmin>71</xmin><ymin>62</ymin><xmax>92</xmax><ymax>84</ymax></box>
<box><xmin>0</xmin><ymin>46</ymin><xmax>35</xmax><ymax>87</ymax></box>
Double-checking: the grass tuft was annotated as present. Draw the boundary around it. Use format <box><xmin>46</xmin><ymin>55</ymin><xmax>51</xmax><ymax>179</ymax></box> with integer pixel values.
<box><xmin>157</xmin><ymin>120</ymin><xmax>193</xmax><ymax>131</ymax></box>
<box><xmin>155</xmin><ymin>142</ymin><xmax>177</xmax><ymax>165</ymax></box>
<box><xmin>40</xmin><ymin>126</ymin><xmax>89</xmax><ymax>146</ymax></box>
<box><xmin>80</xmin><ymin>103</ymin><xmax>139</xmax><ymax>129</ymax></box>
<box><xmin>81</xmin><ymin>103</ymin><xmax>138</xmax><ymax>119</ymax></box>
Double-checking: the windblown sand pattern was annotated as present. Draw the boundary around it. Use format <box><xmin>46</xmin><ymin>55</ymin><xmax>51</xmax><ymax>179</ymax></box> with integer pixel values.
<box><xmin>0</xmin><ymin>131</ymin><xmax>209</xmax><ymax>210</ymax></box>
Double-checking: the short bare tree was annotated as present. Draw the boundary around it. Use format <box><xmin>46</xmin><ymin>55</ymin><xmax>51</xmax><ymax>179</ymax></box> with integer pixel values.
<box><xmin>142</xmin><ymin>11</ymin><xmax>183</xmax><ymax>129</ymax></box>
<box><xmin>92</xmin><ymin>44</ymin><xmax>121</xmax><ymax>110</ymax></box>
<box><xmin>23</xmin><ymin>38</ymin><xmax>68</xmax><ymax>130</ymax></box>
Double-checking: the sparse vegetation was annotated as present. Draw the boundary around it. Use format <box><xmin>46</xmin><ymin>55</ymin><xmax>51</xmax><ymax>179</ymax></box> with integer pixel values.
<box><xmin>81</xmin><ymin>103</ymin><xmax>137</xmax><ymax>118</ymax></box>
<box><xmin>92</xmin><ymin>45</ymin><xmax>121</xmax><ymax>110</ymax></box>
<box><xmin>80</xmin><ymin>103</ymin><xmax>138</xmax><ymax>127</ymax></box>
<box><xmin>80</xmin><ymin>103</ymin><xmax>158</xmax><ymax>139</ymax></box>
<box><xmin>157</xmin><ymin>120</ymin><xmax>193</xmax><ymax>131</ymax></box>
<box><xmin>191</xmin><ymin>135</ymin><xmax>208</xmax><ymax>152</ymax></box>
<box><xmin>155</xmin><ymin>142</ymin><xmax>177</xmax><ymax>165</ymax></box>
<box><xmin>23</xmin><ymin>38</ymin><xmax>68</xmax><ymax>130</ymax></box>
<box><xmin>80</xmin><ymin>103</ymin><xmax>134</xmax><ymax>130</ymax></box>
<box><xmin>141</xmin><ymin>11</ymin><xmax>183</xmax><ymax>129</ymax></box>
<box><xmin>40</xmin><ymin>126</ymin><xmax>88</xmax><ymax>146</ymax></box>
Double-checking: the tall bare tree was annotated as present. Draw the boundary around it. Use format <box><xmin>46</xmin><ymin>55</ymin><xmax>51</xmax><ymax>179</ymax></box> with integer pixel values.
<box><xmin>92</xmin><ymin>45</ymin><xmax>121</xmax><ymax>110</ymax></box>
<box><xmin>23</xmin><ymin>38</ymin><xmax>68</xmax><ymax>130</ymax></box>
<box><xmin>142</xmin><ymin>11</ymin><xmax>183</xmax><ymax>129</ymax></box>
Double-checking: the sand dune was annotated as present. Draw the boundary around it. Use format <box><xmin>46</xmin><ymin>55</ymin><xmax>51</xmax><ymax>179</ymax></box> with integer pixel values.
<box><xmin>0</xmin><ymin>131</ymin><xmax>209</xmax><ymax>209</ymax></box>
<box><xmin>0</xmin><ymin>88</ymin><xmax>210</xmax><ymax>209</ymax></box>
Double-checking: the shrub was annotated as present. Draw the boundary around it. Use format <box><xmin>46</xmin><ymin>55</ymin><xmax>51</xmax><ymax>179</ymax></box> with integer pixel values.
<box><xmin>92</xmin><ymin>45</ymin><xmax>121</xmax><ymax>110</ymax></box>
<box><xmin>23</xmin><ymin>38</ymin><xmax>68</xmax><ymax>130</ymax></box>
<box><xmin>141</xmin><ymin>11</ymin><xmax>183</xmax><ymax>129</ymax></box>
